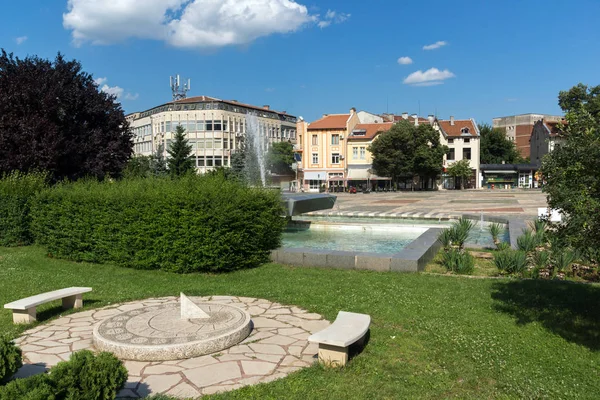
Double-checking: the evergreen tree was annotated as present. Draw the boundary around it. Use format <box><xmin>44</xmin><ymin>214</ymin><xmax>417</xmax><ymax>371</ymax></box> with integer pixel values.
<box><xmin>150</xmin><ymin>143</ymin><xmax>168</xmax><ymax>177</ymax></box>
<box><xmin>167</xmin><ymin>125</ymin><xmax>194</xmax><ymax>177</ymax></box>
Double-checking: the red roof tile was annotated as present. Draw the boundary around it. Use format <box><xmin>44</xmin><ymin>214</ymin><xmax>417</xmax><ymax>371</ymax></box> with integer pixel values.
<box><xmin>544</xmin><ymin>120</ymin><xmax>566</xmax><ymax>137</ymax></box>
<box><xmin>348</xmin><ymin>123</ymin><xmax>394</xmax><ymax>140</ymax></box>
<box><xmin>438</xmin><ymin>119</ymin><xmax>478</xmax><ymax>137</ymax></box>
<box><xmin>308</xmin><ymin>114</ymin><xmax>350</xmax><ymax>130</ymax></box>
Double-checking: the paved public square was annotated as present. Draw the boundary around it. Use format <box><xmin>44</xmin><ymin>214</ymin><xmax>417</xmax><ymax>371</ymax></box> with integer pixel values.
<box><xmin>307</xmin><ymin>189</ymin><xmax>548</xmax><ymax>219</ymax></box>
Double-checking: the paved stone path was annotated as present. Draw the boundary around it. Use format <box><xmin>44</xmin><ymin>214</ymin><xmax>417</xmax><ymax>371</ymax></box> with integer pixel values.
<box><xmin>14</xmin><ymin>296</ymin><xmax>330</xmax><ymax>398</ymax></box>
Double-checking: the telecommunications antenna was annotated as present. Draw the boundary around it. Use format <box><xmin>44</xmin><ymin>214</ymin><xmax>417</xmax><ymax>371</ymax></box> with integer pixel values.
<box><xmin>170</xmin><ymin>74</ymin><xmax>191</xmax><ymax>101</ymax></box>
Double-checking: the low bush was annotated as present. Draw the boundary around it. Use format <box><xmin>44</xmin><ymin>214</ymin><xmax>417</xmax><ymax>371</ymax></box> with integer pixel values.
<box><xmin>494</xmin><ymin>250</ymin><xmax>527</xmax><ymax>275</ymax></box>
<box><xmin>0</xmin><ymin>172</ymin><xmax>47</xmax><ymax>246</ymax></box>
<box><xmin>51</xmin><ymin>350</ymin><xmax>127</xmax><ymax>400</ymax></box>
<box><xmin>31</xmin><ymin>175</ymin><xmax>285</xmax><ymax>273</ymax></box>
<box><xmin>488</xmin><ymin>223</ymin><xmax>502</xmax><ymax>247</ymax></box>
<box><xmin>517</xmin><ymin>229</ymin><xmax>538</xmax><ymax>253</ymax></box>
<box><xmin>0</xmin><ymin>350</ymin><xmax>126</xmax><ymax>400</ymax></box>
<box><xmin>442</xmin><ymin>248</ymin><xmax>475</xmax><ymax>275</ymax></box>
<box><xmin>0</xmin><ymin>338</ymin><xmax>22</xmax><ymax>385</ymax></box>
<box><xmin>0</xmin><ymin>374</ymin><xmax>55</xmax><ymax>400</ymax></box>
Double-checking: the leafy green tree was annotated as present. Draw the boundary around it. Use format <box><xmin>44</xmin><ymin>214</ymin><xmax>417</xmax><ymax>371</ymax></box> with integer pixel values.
<box><xmin>368</xmin><ymin>121</ymin><xmax>447</xmax><ymax>188</ymax></box>
<box><xmin>542</xmin><ymin>83</ymin><xmax>600</xmax><ymax>263</ymax></box>
<box><xmin>267</xmin><ymin>141</ymin><xmax>295</xmax><ymax>175</ymax></box>
<box><xmin>479</xmin><ymin>124</ymin><xmax>523</xmax><ymax>164</ymax></box>
<box><xmin>447</xmin><ymin>159</ymin><xmax>472</xmax><ymax>190</ymax></box>
<box><xmin>123</xmin><ymin>156</ymin><xmax>152</xmax><ymax>178</ymax></box>
<box><xmin>150</xmin><ymin>144</ymin><xmax>168</xmax><ymax>177</ymax></box>
<box><xmin>0</xmin><ymin>50</ymin><xmax>132</xmax><ymax>182</ymax></box>
<box><xmin>167</xmin><ymin>125</ymin><xmax>194</xmax><ymax>177</ymax></box>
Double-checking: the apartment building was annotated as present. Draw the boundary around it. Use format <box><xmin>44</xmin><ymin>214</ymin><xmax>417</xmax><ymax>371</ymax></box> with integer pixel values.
<box><xmin>435</xmin><ymin>117</ymin><xmax>481</xmax><ymax>189</ymax></box>
<box><xmin>297</xmin><ymin>110</ymin><xmax>481</xmax><ymax>191</ymax></box>
<box><xmin>530</xmin><ymin>119</ymin><xmax>565</xmax><ymax>166</ymax></box>
<box><xmin>127</xmin><ymin>96</ymin><xmax>297</xmax><ymax>173</ymax></box>
<box><xmin>297</xmin><ymin>109</ymin><xmax>360</xmax><ymax>191</ymax></box>
<box><xmin>492</xmin><ymin>113</ymin><xmax>562</xmax><ymax>158</ymax></box>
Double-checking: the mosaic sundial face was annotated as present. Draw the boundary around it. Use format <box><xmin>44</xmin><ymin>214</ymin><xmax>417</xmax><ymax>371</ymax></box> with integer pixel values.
<box><xmin>93</xmin><ymin>300</ymin><xmax>252</xmax><ymax>361</ymax></box>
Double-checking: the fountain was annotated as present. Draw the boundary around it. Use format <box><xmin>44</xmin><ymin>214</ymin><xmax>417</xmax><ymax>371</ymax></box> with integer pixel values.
<box><xmin>93</xmin><ymin>294</ymin><xmax>252</xmax><ymax>361</ymax></box>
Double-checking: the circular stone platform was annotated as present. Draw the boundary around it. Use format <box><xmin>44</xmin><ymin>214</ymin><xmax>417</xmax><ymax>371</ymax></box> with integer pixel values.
<box><xmin>93</xmin><ymin>302</ymin><xmax>252</xmax><ymax>361</ymax></box>
<box><xmin>14</xmin><ymin>296</ymin><xmax>330</xmax><ymax>399</ymax></box>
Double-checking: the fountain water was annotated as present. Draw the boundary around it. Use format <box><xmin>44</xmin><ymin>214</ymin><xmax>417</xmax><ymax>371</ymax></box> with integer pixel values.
<box><xmin>244</xmin><ymin>112</ymin><xmax>268</xmax><ymax>186</ymax></box>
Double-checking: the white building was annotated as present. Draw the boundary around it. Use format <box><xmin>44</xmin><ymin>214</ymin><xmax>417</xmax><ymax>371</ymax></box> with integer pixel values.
<box><xmin>126</xmin><ymin>96</ymin><xmax>297</xmax><ymax>173</ymax></box>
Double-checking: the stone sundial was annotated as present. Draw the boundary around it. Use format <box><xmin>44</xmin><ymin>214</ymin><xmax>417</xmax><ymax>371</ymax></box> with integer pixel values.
<box><xmin>93</xmin><ymin>294</ymin><xmax>252</xmax><ymax>361</ymax></box>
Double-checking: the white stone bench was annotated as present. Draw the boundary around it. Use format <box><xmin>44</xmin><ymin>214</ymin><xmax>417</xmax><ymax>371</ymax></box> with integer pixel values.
<box><xmin>4</xmin><ymin>287</ymin><xmax>92</xmax><ymax>324</ymax></box>
<box><xmin>308</xmin><ymin>311</ymin><xmax>371</xmax><ymax>366</ymax></box>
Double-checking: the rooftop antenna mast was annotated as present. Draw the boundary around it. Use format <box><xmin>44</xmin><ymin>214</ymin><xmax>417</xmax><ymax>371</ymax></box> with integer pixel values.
<box><xmin>170</xmin><ymin>74</ymin><xmax>191</xmax><ymax>101</ymax></box>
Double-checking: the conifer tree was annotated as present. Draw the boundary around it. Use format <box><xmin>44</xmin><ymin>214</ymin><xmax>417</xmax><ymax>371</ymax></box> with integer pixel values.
<box><xmin>167</xmin><ymin>125</ymin><xmax>194</xmax><ymax>177</ymax></box>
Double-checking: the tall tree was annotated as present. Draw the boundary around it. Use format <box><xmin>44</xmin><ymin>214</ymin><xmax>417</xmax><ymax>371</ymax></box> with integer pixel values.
<box><xmin>542</xmin><ymin>83</ymin><xmax>600</xmax><ymax>263</ymax></box>
<box><xmin>368</xmin><ymin>121</ymin><xmax>447</xmax><ymax>187</ymax></box>
<box><xmin>150</xmin><ymin>144</ymin><xmax>168</xmax><ymax>177</ymax></box>
<box><xmin>167</xmin><ymin>125</ymin><xmax>194</xmax><ymax>177</ymax></box>
<box><xmin>266</xmin><ymin>141</ymin><xmax>295</xmax><ymax>175</ymax></box>
<box><xmin>0</xmin><ymin>50</ymin><xmax>132</xmax><ymax>182</ymax></box>
<box><xmin>447</xmin><ymin>159</ymin><xmax>472</xmax><ymax>190</ymax></box>
<box><xmin>479</xmin><ymin>124</ymin><xmax>523</xmax><ymax>164</ymax></box>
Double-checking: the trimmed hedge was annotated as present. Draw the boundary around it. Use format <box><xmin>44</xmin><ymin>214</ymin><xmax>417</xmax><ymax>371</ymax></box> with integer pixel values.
<box><xmin>0</xmin><ymin>338</ymin><xmax>22</xmax><ymax>384</ymax></box>
<box><xmin>31</xmin><ymin>175</ymin><xmax>285</xmax><ymax>273</ymax></box>
<box><xmin>0</xmin><ymin>350</ymin><xmax>127</xmax><ymax>400</ymax></box>
<box><xmin>0</xmin><ymin>172</ymin><xmax>47</xmax><ymax>246</ymax></box>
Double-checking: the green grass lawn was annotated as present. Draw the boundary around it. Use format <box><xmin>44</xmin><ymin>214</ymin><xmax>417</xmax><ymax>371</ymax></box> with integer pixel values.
<box><xmin>1</xmin><ymin>246</ymin><xmax>600</xmax><ymax>399</ymax></box>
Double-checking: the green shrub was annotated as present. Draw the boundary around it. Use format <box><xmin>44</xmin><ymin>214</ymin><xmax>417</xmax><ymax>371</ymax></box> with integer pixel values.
<box><xmin>442</xmin><ymin>249</ymin><xmax>475</xmax><ymax>275</ymax></box>
<box><xmin>0</xmin><ymin>374</ymin><xmax>55</xmax><ymax>400</ymax></box>
<box><xmin>451</xmin><ymin>218</ymin><xmax>473</xmax><ymax>249</ymax></box>
<box><xmin>50</xmin><ymin>350</ymin><xmax>127</xmax><ymax>400</ymax></box>
<box><xmin>0</xmin><ymin>171</ymin><xmax>47</xmax><ymax>246</ymax></box>
<box><xmin>496</xmin><ymin>242</ymin><xmax>511</xmax><ymax>251</ymax></box>
<box><xmin>517</xmin><ymin>229</ymin><xmax>538</xmax><ymax>253</ymax></box>
<box><xmin>532</xmin><ymin>250</ymin><xmax>550</xmax><ymax>270</ymax></box>
<box><xmin>488</xmin><ymin>223</ymin><xmax>502</xmax><ymax>246</ymax></box>
<box><xmin>553</xmin><ymin>250</ymin><xmax>576</xmax><ymax>273</ymax></box>
<box><xmin>31</xmin><ymin>175</ymin><xmax>285</xmax><ymax>273</ymax></box>
<box><xmin>494</xmin><ymin>250</ymin><xmax>528</xmax><ymax>275</ymax></box>
<box><xmin>0</xmin><ymin>338</ymin><xmax>22</xmax><ymax>384</ymax></box>
<box><xmin>438</xmin><ymin>228</ymin><xmax>452</xmax><ymax>249</ymax></box>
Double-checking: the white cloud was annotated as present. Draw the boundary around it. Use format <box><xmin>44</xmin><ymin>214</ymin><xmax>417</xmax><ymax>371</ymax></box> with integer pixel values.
<box><xmin>15</xmin><ymin>36</ymin><xmax>28</xmax><ymax>45</ymax></box>
<box><xmin>397</xmin><ymin>56</ymin><xmax>413</xmax><ymax>65</ymax></box>
<box><xmin>403</xmin><ymin>68</ymin><xmax>455</xmax><ymax>86</ymax></box>
<box><xmin>317</xmin><ymin>20</ymin><xmax>331</xmax><ymax>28</ymax></box>
<box><xmin>125</xmin><ymin>93</ymin><xmax>139</xmax><ymax>101</ymax></box>
<box><xmin>63</xmin><ymin>0</ymin><xmax>348</xmax><ymax>48</ymax></box>
<box><xmin>423</xmin><ymin>41</ymin><xmax>447</xmax><ymax>50</ymax></box>
<box><xmin>95</xmin><ymin>77</ymin><xmax>138</xmax><ymax>100</ymax></box>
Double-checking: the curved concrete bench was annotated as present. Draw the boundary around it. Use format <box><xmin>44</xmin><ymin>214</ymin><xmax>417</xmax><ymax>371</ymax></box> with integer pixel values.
<box><xmin>4</xmin><ymin>287</ymin><xmax>92</xmax><ymax>324</ymax></box>
<box><xmin>308</xmin><ymin>311</ymin><xmax>371</xmax><ymax>366</ymax></box>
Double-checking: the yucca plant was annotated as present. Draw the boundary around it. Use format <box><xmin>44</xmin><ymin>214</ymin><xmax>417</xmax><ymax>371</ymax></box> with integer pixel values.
<box><xmin>438</xmin><ymin>228</ymin><xmax>453</xmax><ymax>250</ymax></box>
<box><xmin>496</xmin><ymin>242</ymin><xmax>511</xmax><ymax>251</ymax></box>
<box><xmin>532</xmin><ymin>250</ymin><xmax>550</xmax><ymax>270</ymax></box>
<box><xmin>449</xmin><ymin>218</ymin><xmax>473</xmax><ymax>250</ymax></box>
<box><xmin>494</xmin><ymin>250</ymin><xmax>527</xmax><ymax>275</ymax></box>
<box><xmin>442</xmin><ymin>248</ymin><xmax>475</xmax><ymax>275</ymax></box>
<box><xmin>517</xmin><ymin>229</ymin><xmax>537</xmax><ymax>253</ymax></box>
<box><xmin>553</xmin><ymin>250</ymin><xmax>576</xmax><ymax>273</ymax></box>
<box><xmin>488</xmin><ymin>223</ymin><xmax>502</xmax><ymax>247</ymax></box>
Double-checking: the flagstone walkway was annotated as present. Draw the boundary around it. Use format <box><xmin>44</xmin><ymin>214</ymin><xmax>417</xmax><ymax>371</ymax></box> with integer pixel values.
<box><xmin>14</xmin><ymin>296</ymin><xmax>330</xmax><ymax>398</ymax></box>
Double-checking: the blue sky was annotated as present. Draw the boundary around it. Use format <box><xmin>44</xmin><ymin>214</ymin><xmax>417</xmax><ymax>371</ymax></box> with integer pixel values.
<box><xmin>1</xmin><ymin>0</ymin><xmax>599</xmax><ymax>125</ymax></box>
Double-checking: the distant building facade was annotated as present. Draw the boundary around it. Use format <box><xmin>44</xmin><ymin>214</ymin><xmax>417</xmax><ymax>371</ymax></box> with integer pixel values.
<box><xmin>492</xmin><ymin>113</ymin><xmax>562</xmax><ymax>158</ymax></box>
<box><xmin>530</xmin><ymin>119</ymin><xmax>565</xmax><ymax>166</ymax></box>
<box><xmin>436</xmin><ymin>117</ymin><xmax>481</xmax><ymax>189</ymax></box>
<box><xmin>127</xmin><ymin>96</ymin><xmax>297</xmax><ymax>174</ymax></box>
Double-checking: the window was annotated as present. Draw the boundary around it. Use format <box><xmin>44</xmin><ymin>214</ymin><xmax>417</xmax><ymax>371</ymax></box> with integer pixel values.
<box><xmin>196</xmin><ymin>157</ymin><xmax>204</xmax><ymax>167</ymax></box>
<box><xmin>223</xmin><ymin>139</ymin><xmax>228</xmax><ymax>149</ymax></box>
<box><xmin>213</xmin><ymin>120</ymin><xmax>222</xmax><ymax>131</ymax></box>
<box><xmin>461</xmin><ymin>127</ymin><xmax>470</xmax><ymax>134</ymax></box>
<box><xmin>309</xmin><ymin>180</ymin><xmax>320</xmax><ymax>190</ymax></box>
<box><xmin>215</xmin><ymin>158</ymin><xmax>223</xmax><ymax>167</ymax></box>
<box><xmin>197</xmin><ymin>121</ymin><xmax>204</xmax><ymax>131</ymax></box>
<box><xmin>464</xmin><ymin>138</ymin><xmax>470</xmax><ymax>143</ymax></box>
<box><xmin>205</xmin><ymin>139</ymin><xmax>213</xmax><ymax>149</ymax></box>
<box><xmin>197</xmin><ymin>140</ymin><xmax>205</xmax><ymax>149</ymax></box>
<box><xmin>332</xmin><ymin>134</ymin><xmax>340</xmax><ymax>145</ymax></box>
<box><xmin>448</xmin><ymin>138</ymin><xmax>454</xmax><ymax>144</ymax></box>
<box><xmin>165</xmin><ymin>122</ymin><xmax>171</xmax><ymax>132</ymax></box>
<box><xmin>353</xmin><ymin>147</ymin><xmax>358</xmax><ymax>159</ymax></box>
<box><xmin>331</xmin><ymin>153</ymin><xmax>340</xmax><ymax>164</ymax></box>
<box><xmin>447</xmin><ymin>148</ymin><xmax>455</xmax><ymax>160</ymax></box>
<box><xmin>223</xmin><ymin>121</ymin><xmax>228</xmax><ymax>131</ymax></box>
<box><xmin>312</xmin><ymin>153</ymin><xmax>319</xmax><ymax>164</ymax></box>
<box><xmin>160</xmin><ymin>122</ymin><xmax>165</xmax><ymax>132</ymax></box>
<box><xmin>312</xmin><ymin>135</ymin><xmax>318</xmax><ymax>145</ymax></box>
<box><xmin>214</xmin><ymin>139</ymin><xmax>223</xmax><ymax>149</ymax></box>
<box><xmin>206</xmin><ymin>120</ymin><xmax>213</xmax><ymax>131</ymax></box>
<box><xmin>360</xmin><ymin>147</ymin><xmax>366</xmax><ymax>160</ymax></box>
<box><xmin>463</xmin><ymin>148</ymin><xmax>472</xmax><ymax>160</ymax></box>
<box><xmin>187</xmin><ymin>121</ymin><xmax>196</xmax><ymax>132</ymax></box>
<box><xmin>205</xmin><ymin>156</ymin><xmax>214</xmax><ymax>167</ymax></box>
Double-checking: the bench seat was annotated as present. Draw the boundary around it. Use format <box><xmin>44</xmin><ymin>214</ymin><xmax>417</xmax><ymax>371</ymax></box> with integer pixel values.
<box><xmin>308</xmin><ymin>311</ymin><xmax>370</xmax><ymax>366</ymax></box>
<box><xmin>4</xmin><ymin>287</ymin><xmax>92</xmax><ymax>324</ymax></box>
